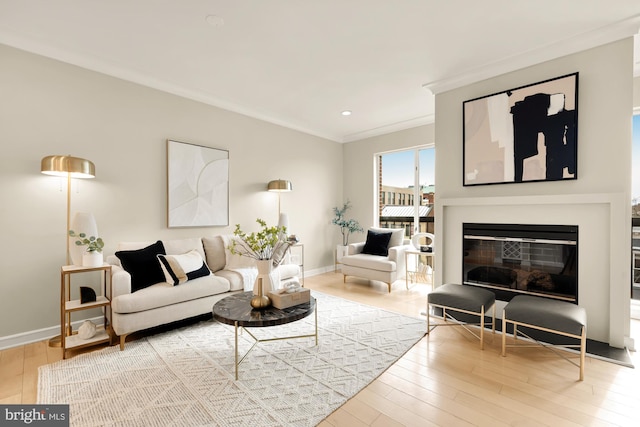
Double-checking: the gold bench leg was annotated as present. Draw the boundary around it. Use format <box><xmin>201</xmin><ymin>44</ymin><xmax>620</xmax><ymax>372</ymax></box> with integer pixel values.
<box><xmin>501</xmin><ymin>312</ymin><xmax>506</xmax><ymax>357</ymax></box>
<box><xmin>119</xmin><ymin>334</ymin><xmax>127</xmax><ymax>351</ymax></box>
<box><xmin>580</xmin><ymin>326</ymin><xmax>586</xmax><ymax>381</ymax></box>
<box><xmin>480</xmin><ymin>305</ymin><xmax>485</xmax><ymax>350</ymax></box>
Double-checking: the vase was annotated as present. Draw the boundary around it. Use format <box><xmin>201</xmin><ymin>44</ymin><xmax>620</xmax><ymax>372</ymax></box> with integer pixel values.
<box><xmin>336</xmin><ymin>245</ymin><xmax>349</xmax><ymax>262</ymax></box>
<box><xmin>250</xmin><ymin>277</ymin><xmax>271</xmax><ymax>309</ymax></box>
<box><xmin>254</xmin><ymin>259</ymin><xmax>275</xmax><ymax>296</ymax></box>
<box><xmin>82</xmin><ymin>251</ymin><xmax>103</xmax><ymax>267</ymax></box>
<box><xmin>69</xmin><ymin>212</ymin><xmax>98</xmax><ymax>266</ymax></box>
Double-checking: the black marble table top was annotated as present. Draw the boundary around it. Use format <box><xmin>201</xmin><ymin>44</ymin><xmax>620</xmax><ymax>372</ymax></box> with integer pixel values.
<box><xmin>212</xmin><ymin>291</ymin><xmax>316</xmax><ymax>327</ymax></box>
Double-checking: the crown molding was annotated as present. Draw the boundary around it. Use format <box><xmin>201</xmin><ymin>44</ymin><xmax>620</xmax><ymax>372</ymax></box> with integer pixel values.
<box><xmin>0</xmin><ymin>32</ymin><xmax>344</xmax><ymax>143</ymax></box>
<box><xmin>341</xmin><ymin>113</ymin><xmax>435</xmax><ymax>143</ymax></box>
<box><xmin>424</xmin><ymin>15</ymin><xmax>640</xmax><ymax>95</ymax></box>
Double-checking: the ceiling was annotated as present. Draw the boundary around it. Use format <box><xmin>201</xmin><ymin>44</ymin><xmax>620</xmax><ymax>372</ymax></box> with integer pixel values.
<box><xmin>1</xmin><ymin>1</ymin><xmax>639</xmax><ymax>143</ymax></box>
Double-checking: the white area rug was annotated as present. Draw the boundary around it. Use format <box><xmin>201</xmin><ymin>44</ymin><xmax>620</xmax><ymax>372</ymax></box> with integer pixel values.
<box><xmin>38</xmin><ymin>292</ymin><xmax>426</xmax><ymax>426</ymax></box>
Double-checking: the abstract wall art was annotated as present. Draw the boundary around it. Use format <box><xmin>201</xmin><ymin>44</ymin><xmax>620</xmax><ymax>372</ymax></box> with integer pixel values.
<box><xmin>167</xmin><ymin>140</ymin><xmax>229</xmax><ymax>227</ymax></box>
<box><xmin>463</xmin><ymin>72</ymin><xmax>578</xmax><ymax>186</ymax></box>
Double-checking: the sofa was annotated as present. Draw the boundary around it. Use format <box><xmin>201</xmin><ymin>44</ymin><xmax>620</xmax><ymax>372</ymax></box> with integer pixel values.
<box><xmin>106</xmin><ymin>235</ymin><xmax>300</xmax><ymax>350</ymax></box>
<box><xmin>341</xmin><ymin>228</ymin><xmax>412</xmax><ymax>292</ymax></box>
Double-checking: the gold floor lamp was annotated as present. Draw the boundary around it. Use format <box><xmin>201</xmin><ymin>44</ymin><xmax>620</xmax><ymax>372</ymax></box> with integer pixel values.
<box><xmin>267</xmin><ymin>179</ymin><xmax>292</xmax><ymax>230</ymax></box>
<box><xmin>41</xmin><ymin>155</ymin><xmax>95</xmax><ymax>346</ymax></box>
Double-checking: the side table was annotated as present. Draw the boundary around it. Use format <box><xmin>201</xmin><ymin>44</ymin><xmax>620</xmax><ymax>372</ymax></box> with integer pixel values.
<box><xmin>60</xmin><ymin>264</ymin><xmax>112</xmax><ymax>358</ymax></box>
<box><xmin>289</xmin><ymin>242</ymin><xmax>304</xmax><ymax>286</ymax></box>
<box><xmin>405</xmin><ymin>249</ymin><xmax>435</xmax><ymax>290</ymax></box>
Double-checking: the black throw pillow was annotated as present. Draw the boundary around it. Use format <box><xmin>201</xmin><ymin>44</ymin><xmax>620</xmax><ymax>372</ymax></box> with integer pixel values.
<box><xmin>362</xmin><ymin>229</ymin><xmax>392</xmax><ymax>256</ymax></box>
<box><xmin>115</xmin><ymin>241</ymin><xmax>167</xmax><ymax>292</ymax></box>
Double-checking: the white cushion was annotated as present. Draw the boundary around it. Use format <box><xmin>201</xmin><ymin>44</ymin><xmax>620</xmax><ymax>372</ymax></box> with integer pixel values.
<box><xmin>340</xmin><ymin>253</ymin><xmax>396</xmax><ymax>272</ymax></box>
<box><xmin>112</xmin><ymin>274</ymin><xmax>229</xmax><ymax>314</ymax></box>
<box><xmin>224</xmin><ymin>236</ymin><xmax>256</xmax><ymax>269</ymax></box>
<box><xmin>162</xmin><ymin>238</ymin><xmax>205</xmax><ymax>258</ymax></box>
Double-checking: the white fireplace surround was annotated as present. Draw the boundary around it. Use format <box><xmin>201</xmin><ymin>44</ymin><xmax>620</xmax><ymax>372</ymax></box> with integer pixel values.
<box><xmin>436</xmin><ymin>193</ymin><xmax>633</xmax><ymax>349</ymax></box>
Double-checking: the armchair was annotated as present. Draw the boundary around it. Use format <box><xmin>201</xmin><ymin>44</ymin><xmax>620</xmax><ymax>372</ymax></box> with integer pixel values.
<box><xmin>341</xmin><ymin>228</ymin><xmax>412</xmax><ymax>292</ymax></box>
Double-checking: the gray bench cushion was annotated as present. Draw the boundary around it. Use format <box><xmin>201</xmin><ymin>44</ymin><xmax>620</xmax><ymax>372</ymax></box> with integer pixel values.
<box><xmin>504</xmin><ymin>295</ymin><xmax>586</xmax><ymax>336</ymax></box>
<box><xmin>428</xmin><ymin>283</ymin><xmax>495</xmax><ymax>313</ymax></box>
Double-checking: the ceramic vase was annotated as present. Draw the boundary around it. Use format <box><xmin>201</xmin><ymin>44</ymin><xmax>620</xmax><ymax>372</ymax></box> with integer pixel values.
<box><xmin>336</xmin><ymin>245</ymin><xmax>349</xmax><ymax>262</ymax></box>
<box><xmin>82</xmin><ymin>251</ymin><xmax>103</xmax><ymax>267</ymax></box>
<box><xmin>254</xmin><ymin>259</ymin><xmax>275</xmax><ymax>296</ymax></box>
<box><xmin>69</xmin><ymin>212</ymin><xmax>98</xmax><ymax>266</ymax></box>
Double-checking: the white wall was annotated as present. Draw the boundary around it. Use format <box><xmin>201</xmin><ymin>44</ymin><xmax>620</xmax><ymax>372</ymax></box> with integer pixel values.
<box><xmin>435</xmin><ymin>38</ymin><xmax>634</xmax><ymax>347</ymax></box>
<box><xmin>0</xmin><ymin>44</ymin><xmax>343</xmax><ymax>338</ymax></box>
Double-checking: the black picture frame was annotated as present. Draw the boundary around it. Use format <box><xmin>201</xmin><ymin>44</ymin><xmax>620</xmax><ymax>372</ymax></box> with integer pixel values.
<box><xmin>463</xmin><ymin>72</ymin><xmax>578</xmax><ymax>186</ymax></box>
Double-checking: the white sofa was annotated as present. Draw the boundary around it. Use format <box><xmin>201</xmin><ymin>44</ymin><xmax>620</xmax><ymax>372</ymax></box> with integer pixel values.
<box><xmin>341</xmin><ymin>228</ymin><xmax>412</xmax><ymax>292</ymax></box>
<box><xmin>107</xmin><ymin>235</ymin><xmax>300</xmax><ymax>350</ymax></box>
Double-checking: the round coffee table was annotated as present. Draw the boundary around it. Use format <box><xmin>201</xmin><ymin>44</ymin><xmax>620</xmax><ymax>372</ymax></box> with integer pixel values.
<box><xmin>212</xmin><ymin>291</ymin><xmax>317</xmax><ymax>379</ymax></box>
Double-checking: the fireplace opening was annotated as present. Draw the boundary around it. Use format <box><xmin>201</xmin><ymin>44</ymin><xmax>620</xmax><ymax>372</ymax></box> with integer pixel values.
<box><xmin>463</xmin><ymin>223</ymin><xmax>578</xmax><ymax>303</ymax></box>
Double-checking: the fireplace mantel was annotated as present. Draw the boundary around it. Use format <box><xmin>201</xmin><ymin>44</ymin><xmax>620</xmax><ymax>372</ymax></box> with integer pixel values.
<box><xmin>435</xmin><ymin>192</ymin><xmax>631</xmax><ymax>348</ymax></box>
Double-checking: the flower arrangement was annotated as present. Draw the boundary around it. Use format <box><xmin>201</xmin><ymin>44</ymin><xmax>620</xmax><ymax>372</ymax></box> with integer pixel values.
<box><xmin>69</xmin><ymin>230</ymin><xmax>104</xmax><ymax>253</ymax></box>
<box><xmin>229</xmin><ymin>218</ymin><xmax>292</xmax><ymax>267</ymax></box>
<box><xmin>332</xmin><ymin>200</ymin><xmax>363</xmax><ymax>246</ymax></box>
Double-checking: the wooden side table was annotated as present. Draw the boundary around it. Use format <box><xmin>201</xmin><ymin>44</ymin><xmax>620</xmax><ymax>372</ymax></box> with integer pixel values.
<box><xmin>60</xmin><ymin>264</ymin><xmax>112</xmax><ymax>358</ymax></box>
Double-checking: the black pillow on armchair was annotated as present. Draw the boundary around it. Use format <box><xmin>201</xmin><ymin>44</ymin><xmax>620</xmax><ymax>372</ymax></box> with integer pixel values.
<box><xmin>362</xmin><ymin>229</ymin><xmax>393</xmax><ymax>256</ymax></box>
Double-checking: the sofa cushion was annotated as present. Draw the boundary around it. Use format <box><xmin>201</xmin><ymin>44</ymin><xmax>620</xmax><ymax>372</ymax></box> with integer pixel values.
<box><xmin>162</xmin><ymin>238</ymin><xmax>205</xmax><ymax>258</ymax></box>
<box><xmin>115</xmin><ymin>241</ymin><xmax>167</xmax><ymax>292</ymax></box>
<box><xmin>157</xmin><ymin>250</ymin><xmax>211</xmax><ymax>286</ymax></box>
<box><xmin>224</xmin><ymin>236</ymin><xmax>256</xmax><ymax>269</ymax></box>
<box><xmin>111</xmin><ymin>274</ymin><xmax>230</xmax><ymax>314</ymax></box>
<box><xmin>340</xmin><ymin>254</ymin><xmax>396</xmax><ymax>272</ymax></box>
<box><xmin>202</xmin><ymin>235</ymin><xmax>226</xmax><ymax>272</ymax></box>
<box><xmin>362</xmin><ymin>229</ymin><xmax>393</xmax><ymax>256</ymax></box>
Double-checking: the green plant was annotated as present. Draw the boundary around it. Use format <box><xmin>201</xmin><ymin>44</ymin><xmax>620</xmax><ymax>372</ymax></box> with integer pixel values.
<box><xmin>69</xmin><ymin>230</ymin><xmax>105</xmax><ymax>253</ymax></box>
<box><xmin>229</xmin><ymin>218</ymin><xmax>292</xmax><ymax>266</ymax></box>
<box><xmin>332</xmin><ymin>200</ymin><xmax>363</xmax><ymax>245</ymax></box>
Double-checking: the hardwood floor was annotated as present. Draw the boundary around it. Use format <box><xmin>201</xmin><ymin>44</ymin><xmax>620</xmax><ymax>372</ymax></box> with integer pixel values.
<box><xmin>2</xmin><ymin>272</ymin><xmax>640</xmax><ymax>426</ymax></box>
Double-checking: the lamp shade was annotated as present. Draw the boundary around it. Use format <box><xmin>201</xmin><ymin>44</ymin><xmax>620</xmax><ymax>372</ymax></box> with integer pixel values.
<box><xmin>267</xmin><ymin>179</ymin><xmax>292</xmax><ymax>192</ymax></box>
<box><xmin>41</xmin><ymin>155</ymin><xmax>95</xmax><ymax>179</ymax></box>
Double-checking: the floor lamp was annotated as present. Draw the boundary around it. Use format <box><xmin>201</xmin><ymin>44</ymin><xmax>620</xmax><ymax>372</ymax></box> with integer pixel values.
<box><xmin>267</xmin><ymin>179</ymin><xmax>292</xmax><ymax>232</ymax></box>
<box><xmin>41</xmin><ymin>155</ymin><xmax>95</xmax><ymax>346</ymax></box>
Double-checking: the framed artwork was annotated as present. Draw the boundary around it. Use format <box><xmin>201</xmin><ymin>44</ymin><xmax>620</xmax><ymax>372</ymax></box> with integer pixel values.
<box><xmin>463</xmin><ymin>72</ymin><xmax>578</xmax><ymax>186</ymax></box>
<box><xmin>167</xmin><ymin>140</ymin><xmax>229</xmax><ymax>227</ymax></box>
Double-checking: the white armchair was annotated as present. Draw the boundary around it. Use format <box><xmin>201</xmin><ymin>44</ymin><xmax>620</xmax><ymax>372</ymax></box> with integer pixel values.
<box><xmin>341</xmin><ymin>228</ymin><xmax>412</xmax><ymax>292</ymax></box>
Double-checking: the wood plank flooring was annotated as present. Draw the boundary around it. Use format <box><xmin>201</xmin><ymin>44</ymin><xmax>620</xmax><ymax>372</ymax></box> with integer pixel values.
<box><xmin>2</xmin><ymin>271</ymin><xmax>639</xmax><ymax>426</ymax></box>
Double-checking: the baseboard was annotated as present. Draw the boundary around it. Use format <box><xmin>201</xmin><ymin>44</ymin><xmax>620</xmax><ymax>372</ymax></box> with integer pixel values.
<box><xmin>0</xmin><ymin>316</ymin><xmax>104</xmax><ymax>351</ymax></box>
<box><xmin>1</xmin><ymin>267</ymin><xmax>339</xmax><ymax>350</ymax></box>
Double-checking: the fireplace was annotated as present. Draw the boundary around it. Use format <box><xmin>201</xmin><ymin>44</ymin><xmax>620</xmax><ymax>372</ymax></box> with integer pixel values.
<box><xmin>463</xmin><ymin>223</ymin><xmax>578</xmax><ymax>303</ymax></box>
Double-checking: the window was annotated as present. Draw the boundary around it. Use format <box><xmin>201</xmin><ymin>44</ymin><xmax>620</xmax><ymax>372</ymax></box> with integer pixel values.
<box><xmin>376</xmin><ymin>147</ymin><xmax>435</xmax><ymax>238</ymax></box>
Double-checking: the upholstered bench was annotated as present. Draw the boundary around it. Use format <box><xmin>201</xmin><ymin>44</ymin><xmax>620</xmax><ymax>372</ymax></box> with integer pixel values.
<box><xmin>427</xmin><ymin>283</ymin><xmax>496</xmax><ymax>349</ymax></box>
<box><xmin>501</xmin><ymin>295</ymin><xmax>587</xmax><ymax>380</ymax></box>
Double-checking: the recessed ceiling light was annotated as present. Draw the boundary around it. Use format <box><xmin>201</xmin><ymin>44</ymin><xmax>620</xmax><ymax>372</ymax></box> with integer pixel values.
<box><xmin>205</xmin><ymin>15</ymin><xmax>224</xmax><ymax>27</ymax></box>
<box><xmin>341</xmin><ymin>110</ymin><xmax>352</xmax><ymax>116</ymax></box>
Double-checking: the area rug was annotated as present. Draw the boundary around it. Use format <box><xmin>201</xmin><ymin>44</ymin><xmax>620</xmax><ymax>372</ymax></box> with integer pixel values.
<box><xmin>38</xmin><ymin>292</ymin><xmax>426</xmax><ymax>426</ymax></box>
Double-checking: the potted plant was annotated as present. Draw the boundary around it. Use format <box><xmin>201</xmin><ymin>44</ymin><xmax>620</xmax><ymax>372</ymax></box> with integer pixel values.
<box><xmin>228</xmin><ymin>218</ymin><xmax>293</xmax><ymax>307</ymax></box>
<box><xmin>69</xmin><ymin>230</ymin><xmax>105</xmax><ymax>267</ymax></box>
<box><xmin>332</xmin><ymin>201</ymin><xmax>363</xmax><ymax>262</ymax></box>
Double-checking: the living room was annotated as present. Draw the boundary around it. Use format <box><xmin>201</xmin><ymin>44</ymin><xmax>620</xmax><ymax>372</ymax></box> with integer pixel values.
<box><xmin>3</xmin><ymin>2</ymin><xmax>640</xmax><ymax>426</ymax></box>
